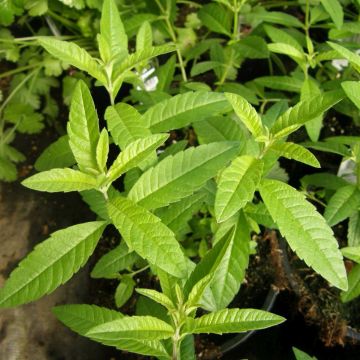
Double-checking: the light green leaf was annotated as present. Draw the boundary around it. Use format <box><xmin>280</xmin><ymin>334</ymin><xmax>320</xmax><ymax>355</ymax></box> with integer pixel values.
<box><xmin>324</xmin><ymin>185</ymin><xmax>360</xmax><ymax>227</ymax></box>
<box><xmin>38</xmin><ymin>37</ymin><xmax>106</xmax><ymax>83</ymax></box>
<box><xmin>0</xmin><ymin>157</ymin><xmax>17</xmax><ymax>182</ymax></box>
<box><xmin>341</xmin><ymin>81</ymin><xmax>360</xmax><ymax>110</ymax></box>
<box><xmin>185</xmin><ymin>308</ymin><xmax>285</xmax><ymax>334</ymax></box>
<box><xmin>128</xmin><ymin>142</ymin><xmax>240</xmax><ymax>210</ymax></box>
<box><xmin>293</xmin><ymin>347</ymin><xmax>317</xmax><ymax>360</ymax></box>
<box><xmin>107</xmin><ymin>134</ymin><xmax>168</xmax><ymax>183</ymax></box>
<box><xmin>136</xmin><ymin>21</ymin><xmax>152</xmax><ymax>52</ymax></box>
<box><xmin>264</xmin><ymin>25</ymin><xmax>303</xmax><ymax>52</ymax></box>
<box><xmin>268</xmin><ymin>42</ymin><xmax>305</xmax><ymax>64</ymax></box>
<box><xmin>341</xmin><ymin>246</ymin><xmax>360</xmax><ymax>263</ymax></box>
<box><xmin>91</xmin><ymin>241</ymin><xmax>139</xmax><ymax>279</ymax></box>
<box><xmin>225</xmin><ymin>93</ymin><xmax>264</xmax><ymax>138</ymax></box>
<box><xmin>254</xmin><ymin>76</ymin><xmax>303</xmax><ymax>92</ymax></box>
<box><xmin>198</xmin><ymin>3</ymin><xmax>232</xmax><ymax>36</ymax></box>
<box><xmin>271</xmin><ymin>91</ymin><xmax>344</xmax><ymax>138</ymax></box>
<box><xmin>193</xmin><ymin>115</ymin><xmax>245</xmax><ymax>145</ymax></box>
<box><xmin>143</xmin><ymin>91</ymin><xmax>231</xmax><ymax>132</ymax></box>
<box><xmin>341</xmin><ymin>264</ymin><xmax>360</xmax><ymax>302</ymax></box>
<box><xmin>348</xmin><ymin>211</ymin><xmax>360</xmax><ymax>246</ymax></box>
<box><xmin>259</xmin><ymin>179</ymin><xmax>347</xmax><ymax>291</ymax></box>
<box><xmin>105</xmin><ymin>103</ymin><xmax>151</xmax><ymax>149</ymax></box>
<box><xmin>184</xmin><ymin>213</ymin><xmax>250</xmax><ymax>311</ymax></box>
<box><xmin>108</xmin><ymin>196</ymin><xmax>188</xmax><ymax>278</ymax></box>
<box><xmin>53</xmin><ymin>304</ymin><xmax>170</xmax><ymax>358</ymax></box>
<box><xmin>215</xmin><ymin>156</ymin><xmax>264</xmax><ymax>222</ymax></box>
<box><xmin>247</xmin><ymin>9</ymin><xmax>303</xmax><ymax>28</ymax></box>
<box><xmin>301</xmin><ymin>140</ymin><xmax>350</xmax><ymax>156</ymax></box>
<box><xmin>320</xmin><ymin>0</ymin><xmax>343</xmax><ymax>29</ymax></box>
<box><xmin>35</xmin><ymin>135</ymin><xmax>76</xmax><ymax>171</ymax></box>
<box><xmin>328</xmin><ymin>42</ymin><xmax>360</xmax><ymax>72</ymax></box>
<box><xmin>0</xmin><ymin>222</ymin><xmax>106</xmax><ymax>307</ymax></box>
<box><xmin>155</xmin><ymin>192</ymin><xmax>206</xmax><ymax>237</ymax></box>
<box><xmin>68</xmin><ymin>80</ymin><xmax>100</xmax><ymax>173</ymax></box>
<box><xmin>115</xmin><ymin>276</ymin><xmax>135</xmax><ymax>308</ymax></box>
<box><xmin>86</xmin><ymin>315</ymin><xmax>174</xmax><ymax>341</ymax></box>
<box><xmin>135</xmin><ymin>289</ymin><xmax>174</xmax><ymax>310</ymax></box>
<box><xmin>96</xmin><ymin>129</ymin><xmax>109</xmax><ymax>172</ymax></box>
<box><xmin>186</xmin><ymin>274</ymin><xmax>213</xmax><ymax>309</ymax></box>
<box><xmin>99</xmin><ymin>0</ymin><xmax>128</xmax><ymax>63</ymax></box>
<box><xmin>22</xmin><ymin>168</ymin><xmax>97</xmax><ymax>193</ymax></box>
<box><xmin>269</xmin><ymin>142</ymin><xmax>320</xmax><ymax>168</ymax></box>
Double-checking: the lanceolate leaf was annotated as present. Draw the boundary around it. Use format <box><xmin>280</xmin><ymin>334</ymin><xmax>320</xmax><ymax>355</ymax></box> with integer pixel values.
<box><xmin>53</xmin><ymin>304</ymin><xmax>170</xmax><ymax>358</ymax></box>
<box><xmin>91</xmin><ymin>241</ymin><xmax>139</xmax><ymax>279</ymax></box>
<box><xmin>68</xmin><ymin>80</ymin><xmax>100</xmax><ymax>173</ymax></box>
<box><xmin>108</xmin><ymin>196</ymin><xmax>188</xmax><ymax>278</ymax></box>
<box><xmin>269</xmin><ymin>142</ymin><xmax>320</xmax><ymax>168</ymax></box>
<box><xmin>324</xmin><ymin>185</ymin><xmax>360</xmax><ymax>227</ymax></box>
<box><xmin>328</xmin><ymin>42</ymin><xmax>360</xmax><ymax>72</ymax></box>
<box><xmin>34</xmin><ymin>135</ymin><xmax>76</xmax><ymax>171</ymax></box>
<box><xmin>348</xmin><ymin>211</ymin><xmax>360</xmax><ymax>247</ymax></box>
<box><xmin>271</xmin><ymin>91</ymin><xmax>344</xmax><ymax>138</ymax></box>
<box><xmin>320</xmin><ymin>0</ymin><xmax>343</xmax><ymax>29</ymax></box>
<box><xmin>225</xmin><ymin>93</ymin><xmax>264</xmax><ymax>138</ymax></box>
<box><xmin>135</xmin><ymin>289</ymin><xmax>175</xmax><ymax>310</ymax></box>
<box><xmin>143</xmin><ymin>91</ymin><xmax>231</xmax><ymax>132</ymax></box>
<box><xmin>341</xmin><ymin>81</ymin><xmax>360</xmax><ymax>110</ymax></box>
<box><xmin>259</xmin><ymin>179</ymin><xmax>347</xmax><ymax>291</ymax></box>
<box><xmin>128</xmin><ymin>142</ymin><xmax>240</xmax><ymax>210</ymax></box>
<box><xmin>107</xmin><ymin>134</ymin><xmax>168</xmax><ymax>182</ymax></box>
<box><xmin>341</xmin><ymin>247</ymin><xmax>360</xmax><ymax>264</ymax></box>
<box><xmin>185</xmin><ymin>308</ymin><xmax>285</xmax><ymax>334</ymax></box>
<box><xmin>341</xmin><ymin>264</ymin><xmax>360</xmax><ymax>303</ymax></box>
<box><xmin>86</xmin><ymin>315</ymin><xmax>174</xmax><ymax>341</ymax></box>
<box><xmin>96</xmin><ymin>129</ymin><xmax>109</xmax><ymax>172</ymax></box>
<box><xmin>100</xmin><ymin>0</ymin><xmax>128</xmax><ymax>63</ymax></box>
<box><xmin>105</xmin><ymin>103</ymin><xmax>151</xmax><ymax>149</ymax></box>
<box><xmin>0</xmin><ymin>221</ymin><xmax>106</xmax><ymax>307</ymax></box>
<box><xmin>22</xmin><ymin>168</ymin><xmax>97</xmax><ymax>192</ymax></box>
<box><xmin>215</xmin><ymin>155</ymin><xmax>264</xmax><ymax>222</ymax></box>
<box><xmin>38</xmin><ymin>37</ymin><xmax>106</xmax><ymax>83</ymax></box>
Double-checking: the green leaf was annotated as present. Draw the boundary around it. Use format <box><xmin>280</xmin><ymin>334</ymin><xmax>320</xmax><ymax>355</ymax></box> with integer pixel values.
<box><xmin>107</xmin><ymin>133</ymin><xmax>168</xmax><ymax>182</ymax></box>
<box><xmin>136</xmin><ymin>21</ymin><xmax>152</xmax><ymax>52</ymax></box>
<box><xmin>53</xmin><ymin>304</ymin><xmax>170</xmax><ymax>358</ymax></box>
<box><xmin>143</xmin><ymin>91</ymin><xmax>231</xmax><ymax>132</ymax></box>
<box><xmin>115</xmin><ymin>276</ymin><xmax>135</xmax><ymax>307</ymax></box>
<box><xmin>225</xmin><ymin>93</ymin><xmax>264</xmax><ymax>138</ymax></box>
<box><xmin>155</xmin><ymin>192</ymin><xmax>206</xmax><ymax>237</ymax></box>
<box><xmin>0</xmin><ymin>221</ymin><xmax>106</xmax><ymax>307</ymax></box>
<box><xmin>198</xmin><ymin>3</ymin><xmax>232</xmax><ymax>36</ymax></box>
<box><xmin>86</xmin><ymin>315</ymin><xmax>174</xmax><ymax>341</ymax></box>
<box><xmin>0</xmin><ymin>157</ymin><xmax>17</xmax><ymax>182</ymax></box>
<box><xmin>341</xmin><ymin>264</ymin><xmax>360</xmax><ymax>302</ymax></box>
<box><xmin>259</xmin><ymin>179</ymin><xmax>347</xmax><ymax>291</ymax></box>
<box><xmin>135</xmin><ymin>289</ymin><xmax>174</xmax><ymax>310</ymax></box>
<box><xmin>22</xmin><ymin>168</ymin><xmax>97</xmax><ymax>193</ymax></box>
<box><xmin>341</xmin><ymin>81</ymin><xmax>360</xmax><ymax>110</ymax></box>
<box><xmin>320</xmin><ymin>0</ymin><xmax>343</xmax><ymax>29</ymax></box>
<box><xmin>105</xmin><ymin>103</ymin><xmax>152</xmax><ymax>150</ymax></box>
<box><xmin>234</xmin><ymin>36</ymin><xmax>269</xmax><ymax>59</ymax></box>
<box><xmin>68</xmin><ymin>80</ymin><xmax>100</xmax><ymax>173</ymax></box>
<box><xmin>108</xmin><ymin>196</ymin><xmax>188</xmax><ymax>278</ymax></box>
<box><xmin>96</xmin><ymin>129</ymin><xmax>109</xmax><ymax>172</ymax></box>
<box><xmin>186</xmin><ymin>274</ymin><xmax>213</xmax><ymax>309</ymax></box>
<box><xmin>268</xmin><ymin>42</ymin><xmax>305</xmax><ymax>64</ymax></box>
<box><xmin>293</xmin><ymin>347</ymin><xmax>317</xmax><ymax>360</ymax></box>
<box><xmin>348</xmin><ymin>211</ymin><xmax>360</xmax><ymax>246</ymax></box>
<box><xmin>35</xmin><ymin>135</ymin><xmax>76</xmax><ymax>171</ymax></box>
<box><xmin>324</xmin><ymin>185</ymin><xmax>360</xmax><ymax>227</ymax></box>
<box><xmin>328</xmin><ymin>42</ymin><xmax>360</xmax><ymax>72</ymax></box>
<box><xmin>301</xmin><ymin>141</ymin><xmax>350</xmax><ymax>156</ymax></box>
<box><xmin>264</xmin><ymin>25</ymin><xmax>303</xmax><ymax>52</ymax></box>
<box><xmin>128</xmin><ymin>142</ymin><xmax>240</xmax><ymax>210</ymax></box>
<box><xmin>193</xmin><ymin>115</ymin><xmax>245</xmax><ymax>145</ymax></box>
<box><xmin>99</xmin><ymin>0</ymin><xmax>128</xmax><ymax>63</ymax></box>
<box><xmin>38</xmin><ymin>37</ymin><xmax>106</xmax><ymax>83</ymax></box>
<box><xmin>215</xmin><ymin>156</ymin><xmax>264</xmax><ymax>222</ymax></box>
<box><xmin>247</xmin><ymin>9</ymin><xmax>303</xmax><ymax>28</ymax></box>
<box><xmin>185</xmin><ymin>308</ymin><xmax>285</xmax><ymax>334</ymax></box>
<box><xmin>271</xmin><ymin>91</ymin><xmax>344</xmax><ymax>138</ymax></box>
<box><xmin>185</xmin><ymin>213</ymin><xmax>250</xmax><ymax>311</ymax></box>
<box><xmin>91</xmin><ymin>241</ymin><xmax>139</xmax><ymax>279</ymax></box>
<box><xmin>254</xmin><ymin>76</ymin><xmax>303</xmax><ymax>92</ymax></box>
<box><xmin>341</xmin><ymin>246</ymin><xmax>360</xmax><ymax>263</ymax></box>
<box><xmin>269</xmin><ymin>142</ymin><xmax>320</xmax><ymax>168</ymax></box>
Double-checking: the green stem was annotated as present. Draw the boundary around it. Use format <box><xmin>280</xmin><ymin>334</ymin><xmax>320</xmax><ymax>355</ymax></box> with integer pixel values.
<box><xmin>172</xmin><ymin>327</ymin><xmax>181</xmax><ymax>360</ymax></box>
<box><xmin>0</xmin><ymin>63</ymin><xmax>43</xmax><ymax>79</ymax></box>
<box><xmin>232</xmin><ymin>0</ymin><xmax>239</xmax><ymax>41</ymax></box>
